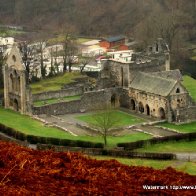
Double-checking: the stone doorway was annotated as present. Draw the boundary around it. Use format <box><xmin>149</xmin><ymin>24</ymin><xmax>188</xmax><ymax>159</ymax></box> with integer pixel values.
<box><xmin>146</xmin><ymin>104</ymin><xmax>150</xmax><ymax>115</ymax></box>
<box><xmin>13</xmin><ymin>99</ymin><xmax>19</xmax><ymax>111</ymax></box>
<box><xmin>159</xmin><ymin>107</ymin><xmax>166</xmax><ymax>119</ymax></box>
<box><xmin>111</xmin><ymin>94</ymin><xmax>119</xmax><ymax>108</ymax></box>
<box><xmin>130</xmin><ymin>99</ymin><xmax>136</xmax><ymax>110</ymax></box>
<box><xmin>138</xmin><ymin>102</ymin><xmax>144</xmax><ymax>113</ymax></box>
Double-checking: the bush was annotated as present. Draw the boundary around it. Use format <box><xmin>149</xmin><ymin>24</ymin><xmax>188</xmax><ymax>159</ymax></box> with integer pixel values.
<box><xmin>0</xmin><ymin>123</ymin><xmax>104</xmax><ymax>148</ymax></box>
<box><xmin>26</xmin><ymin>135</ymin><xmax>39</xmax><ymax>144</ymax></box>
<box><xmin>117</xmin><ymin>132</ymin><xmax>196</xmax><ymax>150</ymax></box>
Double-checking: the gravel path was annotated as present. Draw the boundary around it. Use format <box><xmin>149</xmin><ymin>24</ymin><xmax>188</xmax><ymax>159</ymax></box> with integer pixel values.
<box><xmin>137</xmin><ymin>125</ymin><xmax>180</xmax><ymax>137</ymax></box>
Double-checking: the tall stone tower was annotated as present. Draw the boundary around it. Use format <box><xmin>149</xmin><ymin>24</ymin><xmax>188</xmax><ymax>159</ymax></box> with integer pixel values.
<box><xmin>3</xmin><ymin>44</ymin><xmax>31</xmax><ymax>114</ymax></box>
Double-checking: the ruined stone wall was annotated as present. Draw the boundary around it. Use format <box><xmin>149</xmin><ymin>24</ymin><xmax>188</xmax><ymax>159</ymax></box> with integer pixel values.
<box><xmin>128</xmin><ymin>89</ymin><xmax>168</xmax><ymax>118</ymax></box>
<box><xmin>32</xmin><ymin>87</ymin><xmax>84</xmax><ymax>101</ymax></box>
<box><xmin>175</xmin><ymin>106</ymin><xmax>196</xmax><ymax>122</ymax></box>
<box><xmin>170</xmin><ymin>93</ymin><xmax>190</xmax><ymax>110</ymax></box>
<box><xmin>129</xmin><ymin>58</ymin><xmax>166</xmax><ymax>82</ymax></box>
<box><xmin>33</xmin><ymin>100</ymin><xmax>81</xmax><ymax>115</ymax></box>
<box><xmin>33</xmin><ymin>88</ymin><xmax>119</xmax><ymax>115</ymax></box>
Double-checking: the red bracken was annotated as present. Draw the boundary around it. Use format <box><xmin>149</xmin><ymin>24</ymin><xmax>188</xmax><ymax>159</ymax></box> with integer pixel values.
<box><xmin>0</xmin><ymin>141</ymin><xmax>195</xmax><ymax>196</ymax></box>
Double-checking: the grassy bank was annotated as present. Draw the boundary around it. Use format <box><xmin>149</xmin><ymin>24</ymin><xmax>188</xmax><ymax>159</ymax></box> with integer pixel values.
<box><xmin>76</xmin><ymin>110</ymin><xmax>145</xmax><ymax>127</ymax></box>
<box><xmin>92</xmin><ymin>156</ymin><xmax>196</xmax><ymax>175</ymax></box>
<box><xmin>33</xmin><ymin>95</ymin><xmax>81</xmax><ymax>106</ymax></box>
<box><xmin>182</xmin><ymin>75</ymin><xmax>196</xmax><ymax>101</ymax></box>
<box><xmin>0</xmin><ymin>107</ymin><xmax>151</xmax><ymax>147</ymax></box>
<box><xmin>30</xmin><ymin>72</ymin><xmax>84</xmax><ymax>94</ymax></box>
<box><xmin>135</xmin><ymin>140</ymin><xmax>196</xmax><ymax>153</ymax></box>
<box><xmin>158</xmin><ymin>122</ymin><xmax>196</xmax><ymax>133</ymax></box>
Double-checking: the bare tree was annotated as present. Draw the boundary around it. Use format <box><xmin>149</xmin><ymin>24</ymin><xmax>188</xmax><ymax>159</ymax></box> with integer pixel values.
<box><xmin>79</xmin><ymin>55</ymin><xmax>94</xmax><ymax>73</ymax></box>
<box><xmin>48</xmin><ymin>47</ymin><xmax>55</xmax><ymax>77</ymax></box>
<box><xmin>38</xmin><ymin>41</ymin><xmax>47</xmax><ymax>78</ymax></box>
<box><xmin>18</xmin><ymin>41</ymin><xmax>34</xmax><ymax>83</ymax></box>
<box><xmin>90</xmin><ymin>105</ymin><xmax>121</xmax><ymax>147</ymax></box>
<box><xmin>62</xmin><ymin>33</ymin><xmax>78</xmax><ymax>72</ymax></box>
<box><xmin>0</xmin><ymin>49</ymin><xmax>6</xmax><ymax>88</ymax></box>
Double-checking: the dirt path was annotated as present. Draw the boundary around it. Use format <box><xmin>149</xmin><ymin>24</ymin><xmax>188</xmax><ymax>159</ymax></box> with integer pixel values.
<box><xmin>135</xmin><ymin>125</ymin><xmax>180</xmax><ymax>137</ymax></box>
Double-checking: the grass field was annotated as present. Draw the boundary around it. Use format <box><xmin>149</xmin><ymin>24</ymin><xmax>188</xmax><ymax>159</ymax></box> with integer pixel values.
<box><xmin>158</xmin><ymin>122</ymin><xmax>196</xmax><ymax>133</ymax></box>
<box><xmin>30</xmin><ymin>72</ymin><xmax>84</xmax><ymax>94</ymax></box>
<box><xmin>0</xmin><ymin>28</ymin><xmax>24</xmax><ymax>37</ymax></box>
<box><xmin>92</xmin><ymin>156</ymin><xmax>196</xmax><ymax>175</ymax></box>
<box><xmin>135</xmin><ymin>140</ymin><xmax>196</xmax><ymax>153</ymax></box>
<box><xmin>47</xmin><ymin>35</ymin><xmax>92</xmax><ymax>44</ymax></box>
<box><xmin>76</xmin><ymin>110</ymin><xmax>145</xmax><ymax>127</ymax></box>
<box><xmin>33</xmin><ymin>95</ymin><xmax>81</xmax><ymax>106</ymax></box>
<box><xmin>182</xmin><ymin>75</ymin><xmax>196</xmax><ymax>101</ymax></box>
<box><xmin>0</xmin><ymin>107</ymin><xmax>151</xmax><ymax>147</ymax></box>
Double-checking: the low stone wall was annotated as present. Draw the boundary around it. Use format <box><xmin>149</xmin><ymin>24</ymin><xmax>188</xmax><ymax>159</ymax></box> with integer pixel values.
<box><xmin>37</xmin><ymin>144</ymin><xmax>175</xmax><ymax>160</ymax></box>
<box><xmin>32</xmin><ymin>88</ymin><xmax>118</xmax><ymax>115</ymax></box>
<box><xmin>32</xmin><ymin>87</ymin><xmax>83</xmax><ymax>101</ymax></box>
<box><xmin>33</xmin><ymin>100</ymin><xmax>81</xmax><ymax>115</ymax></box>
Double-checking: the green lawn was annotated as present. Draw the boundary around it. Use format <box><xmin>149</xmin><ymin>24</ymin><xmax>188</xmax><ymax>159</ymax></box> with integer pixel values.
<box><xmin>158</xmin><ymin>122</ymin><xmax>196</xmax><ymax>133</ymax></box>
<box><xmin>77</xmin><ymin>38</ymin><xmax>93</xmax><ymax>43</ymax></box>
<box><xmin>76</xmin><ymin>110</ymin><xmax>145</xmax><ymax>127</ymax></box>
<box><xmin>0</xmin><ymin>107</ymin><xmax>150</xmax><ymax>147</ymax></box>
<box><xmin>33</xmin><ymin>95</ymin><xmax>81</xmax><ymax>106</ymax></box>
<box><xmin>191</xmin><ymin>56</ymin><xmax>196</xmax><ymax>61</ymax></box>
<box><xmin>183</xmin><ymin>75</ymin><xmax>196</xmax><ymax>101</ymax></box>
<box><xmin>136</xmin><ymin>140</ymin><xmax>196</xmax><ymax>153</ymax></box>
<box><xmin>30</xmin><ymin>72</ymin><xmax>84</xmax><ymax>94</ymax></box>
<box><xmin>92</xmin><ymin>156</ymin><xmax>196</xmax><ymax>175</ymax></box>
<box><xmin>0</xmin><ymin>29</ymin><xmax>24</xmax><ymax>37</ymax></box>
<box><xmin>47</xmin><ymin>35</ymin><xmax>92</xmax><ymax>45</ymax></box>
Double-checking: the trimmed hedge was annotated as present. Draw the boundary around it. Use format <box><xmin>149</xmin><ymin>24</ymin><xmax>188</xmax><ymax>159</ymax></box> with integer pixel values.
<box><xmin>37</xmin><ymin>144</ymin><xmax>175</xmax><ymax>160</ymax></box>
<box><xmin>0</xmin><ymin>123</ymin><xmax>104</xmax><ymax>148</ymax></box>
<box><xmin>117</xmin><ymin>132</ymin><xmax>196</xmax><ymax>150</ymax></box>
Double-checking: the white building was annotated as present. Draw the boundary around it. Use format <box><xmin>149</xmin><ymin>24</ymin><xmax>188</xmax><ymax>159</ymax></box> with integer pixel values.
<box><xmin>81</xmin><ymin>39</ymin><xmax>106</xmax><ymax>57</ymax></box>
<box><xmin>107</xmin><ymin>50</ymin><xmax>134</xmax><ymax>63</ymax></box>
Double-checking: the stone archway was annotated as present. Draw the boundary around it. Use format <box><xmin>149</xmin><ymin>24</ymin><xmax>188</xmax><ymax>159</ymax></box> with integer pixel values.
<box><xmin>138</xmin><ymin>102</ymin><xmax>144</xmax><ymax>113</ymax></box>
<box><xmin>13</xmin><ymin>99</ymin><xmax>19</xmax><ymax>111</ymax></box>
<box><xmin>159</xmin><ymin>107</ymin><xmax>166</xmax><ymax>119</ymax></box>
<box><xmin>111</xmin><ymin>94</ymin><xmax>119</xmax><ymax>108</ymax></box>
<box><xmin>146</xmin><ymin>104</ymin><xmax>150</xmax><ymax>116</ymax></box>
<box><xmin>130</xmin><ymin>99</ymin><xmax>136</xmax><ymax>110</ymax></box>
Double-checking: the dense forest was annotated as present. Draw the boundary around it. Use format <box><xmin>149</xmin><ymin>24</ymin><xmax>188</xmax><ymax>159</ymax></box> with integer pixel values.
<box><xmin>0</xmin><ymin>0</ymin><xmax>195</xmax><ymax>38</ymax></box>
<box><xmin>0</xmin><ymin>0</ymin><xmax>196</xmax><ymax>76</ymax></box>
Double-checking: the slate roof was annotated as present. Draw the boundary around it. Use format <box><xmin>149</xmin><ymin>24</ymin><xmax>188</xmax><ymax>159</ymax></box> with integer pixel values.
<box><xmin>151</xmin><ymin>69</ymin><xmax>182</xmax><ymax>81</ymax></box>
<box><xmin>130</xmin><ymin>72</ymin><xmax>177</xmax><ymax>96</ymax></box>
<box><xmin>103</xmin><ymin>35</ymin><xmax>125</xmax><ymax>43</ymax></box>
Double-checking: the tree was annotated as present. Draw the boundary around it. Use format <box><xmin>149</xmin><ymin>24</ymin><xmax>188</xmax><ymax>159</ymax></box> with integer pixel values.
<box><xmin>79</xmin><ymin>55</ymin><xmax>94</xmax><ymax>73</ymax></box>
<box><xmin>38</xmin><ymin>41</ymin><xmax>47</xmax><ymax>78</ymax></box>
<box><xmin>61</xmin><ymin>33</ymin><xmax>78</xmax><ymax>72</ymax></box>
<box><xmin>0</xmin><ymin>49</ymin><xmax>5</xmax><ymax>88</ymax></box>
<box><xmin>90</xmin><ymin>105</ymin><xmax>121</xmax><ymax>147</ymax></box>
<box><xmin>18</xmin><ymin>41</ymin><xmax>33</xmax><ymax>83</ymax></box>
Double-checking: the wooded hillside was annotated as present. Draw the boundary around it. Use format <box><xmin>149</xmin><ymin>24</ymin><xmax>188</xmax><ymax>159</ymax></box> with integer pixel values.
<box><xmin>0</xmin><ymin>0</ymin><xmax>196</xmax><ymax>77</ymax></box>
<box><xmin>0</xmin><ymin>0</ymin><xmax>195</xmax><ymax>39</ymax></box>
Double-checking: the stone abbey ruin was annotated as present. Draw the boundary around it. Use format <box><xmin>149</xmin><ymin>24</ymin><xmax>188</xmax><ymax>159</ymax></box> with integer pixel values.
<box><xmin>3</xmin><ymin>38</ymin><xmax>196</xmax><ymax>123</ymax></box>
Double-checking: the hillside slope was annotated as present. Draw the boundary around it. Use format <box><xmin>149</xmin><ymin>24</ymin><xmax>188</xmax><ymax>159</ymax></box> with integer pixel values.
<box><xmin>0</xmin><ymin>141</ymin><xmax>195</xmax><ymax>195</ymax></box>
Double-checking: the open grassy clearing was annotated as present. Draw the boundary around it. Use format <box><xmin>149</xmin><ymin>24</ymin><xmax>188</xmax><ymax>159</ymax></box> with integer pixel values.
<box><xmin>191</xmin><ymin>56</ymin><xmax>196</xmax><ymax>61</ymax></box>
<box><xmin>158</xmin><ymin>122</ymin><xmax>196</xmax><ymax>133</ymax></box>
<box><xmin>92</xmin><ymin>156</ymin><xmax>196</xmax><ymax>175</ymax></box>
<box><xmin>135</xmin><ymin>140</ymin><xmax>196</xmax><ymax>153</ymax></box>
<box><xmin>76</xmin><ymin>110</ymin><xmax>145</xmax><ymax>127</ymax></box>
<box><xmin>30</xmin><ymin>72</ymin><xmax>84</xmax><ymax>94</ymax></box>
<box><xmin>33</xmin><ymin>95</ymin><xmax>81</xmax><ymax>106</ymax></box>
<box><xmin>47</xmin><ymin>35</ymin><xmax>92</xmax><ymax>44</ymax></box>
<box><xmin>0</xmin><ymin>29</ymin><xmax>25</xmax><ymax>37</ymax></box>
<box><xmin>182</xmin><ymin>75</ymin><xmax>196</xmax><ymax>101</ymax></box>
<box><xmin>0</xmin><ymin>108</ymin><xmax>151</xmax><ymax>147</ymax></box>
